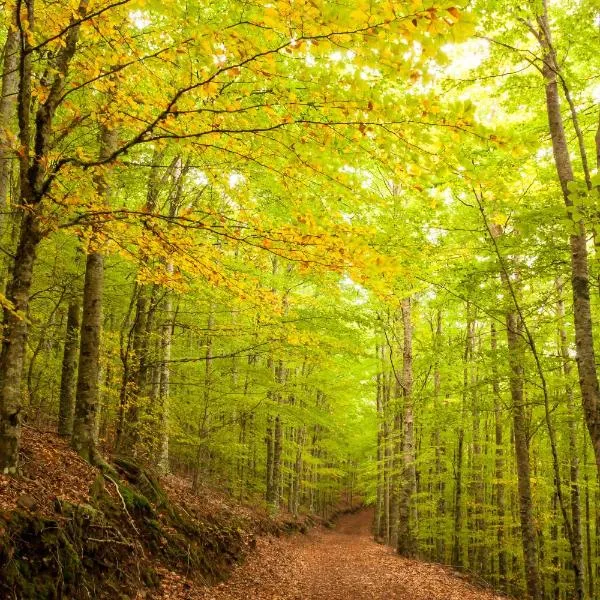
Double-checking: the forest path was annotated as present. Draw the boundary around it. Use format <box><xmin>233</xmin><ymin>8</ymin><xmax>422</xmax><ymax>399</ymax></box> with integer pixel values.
<box><xmin>163</xmin><ymin>509</ymin><xmax>508</xmax><ymax>600</ymax></box>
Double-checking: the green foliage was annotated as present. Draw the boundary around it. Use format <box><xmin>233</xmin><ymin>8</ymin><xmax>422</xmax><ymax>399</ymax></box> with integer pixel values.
<box><xmin>1</xmin><ymin>0</ymin><xmax>600</xmax><ymax>597</ymax></box>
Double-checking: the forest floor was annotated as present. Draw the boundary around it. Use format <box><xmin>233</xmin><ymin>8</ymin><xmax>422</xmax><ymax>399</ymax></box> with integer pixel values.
<box><xmin>158</xmin><ymin>510</ymin><xmax>508</xmax><ymax>600</ymax></box>
<box><xmin>0</xmin><ymin>429</ymin><xmax>508</xmax><ymax>600</ymax></box>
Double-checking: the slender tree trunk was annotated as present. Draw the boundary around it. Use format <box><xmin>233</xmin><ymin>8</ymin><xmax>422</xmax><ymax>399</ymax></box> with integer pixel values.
<box><xmin>375</xmin><ymin>344</ymin><xmax>385</xmax><ymax>540</ymax></box>
<box><xmin>272</xmin><ymin>414</ymin><xmax>283</xmax><ymax>507</ymax></box>
<box><xmin>58</xmin><ymin>298</ymin><xmax>81</xmax><ymax>437</ymax></box>
<box><xmin>383</xmin><ymin>379</ymin><xmax>392</xmax><ymax>542</ymax></box>
<box><xmin>452</xmin><ymin>314</ymin><xmax>472</xmax><ymax>567</ymax></box>
<box><xmin>0</xmin><ymin>25</ymin><xmax>20</xmax><ymax>227</ymax></box>
<box><xmin>596</xmin><ymin>475</ymin><xmax>600</xmax><ymax>594</ymax></box>
<box><xmin>491</xmin><ymin>322</ymin><xmax>507</xmax><ymax>589</ymax></box>
<box><xmin>432</xmin><ymin>311</ymin><xmax>446</xmax><ymax>560</ymax></box>
<box><xmin>265</xmin><ymin>416</ymin><xmax>275</xmax><ymax>503</ymax></box>
<box><xmin>536</xmin><ymin>6</ymin><xmax>600</xmax><ymax>475</ymax></box>
<box><xmin>557</xmin><ymin>278</ymin><xmax>586</xmax><ymax>598</ymax></box>
<box><xmin>71</xmin><ymin>126</ymin><xmax>117</xmax><ymax>463</ymax></box>
<box><xmin>551</xmin><ymin>491</ymin><xmax>560</xmax><ymax>599</ymax></box>
<box><xmin>0</xmin><ymin>0</ymin><xmax>91</xmax><ymax>472</ymax></box>
<box><xmin>117</xmin><ymin>288</ymin><xmax>150</xmax><ymax>454</ymax></box>
<box><xmin>192</xmin><ymin>308</ymin><xmax>214</xmax><ymax>490</ymax></box>
<box><xmin>506</xmin><ymin>310</ymin><xmax>542</xmax><ymax>600</ymax></box>
<box><xmin>71</xmin><ymin>251</ymin><xmax>104</xmax><ymax>462</ymax></box>
<box><xmin>292</xmin><ymin>426</ymin><xmax>304</xmax><ymax>516</ymax></box>
<box><xmin>469</xmin><ymin>325</ymin><xmax>485</xmax><ymax>575</ymax></box>
<box><xmin>397</xmin><ymin>297</ymin><xmax>417</xmax><ymax>557</ymax></box>
<box><xmin>584</xmin><ymin>443</ymin><xmax>594</xmax><ymax>598</ymax></box>
<box><xmin>390</xmin><ymin>408</ymin><xmax>401</xmax><ymax>547</ymax></box>
<box><xmin>0</xmin><ymin>212</ymin><xmax>42</xmax><ymax>472</ymax></box>
<box><xmin>157</xmin><ymin>284</ymin><xmax>174</xmax><ymax>475</ymax></box>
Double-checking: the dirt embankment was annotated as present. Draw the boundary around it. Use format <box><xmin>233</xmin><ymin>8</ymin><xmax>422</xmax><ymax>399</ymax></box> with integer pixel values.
<box><xmin>0</xmin><ymin>429</ymin><xmax>313</xmax><ymax>599</ymax></box>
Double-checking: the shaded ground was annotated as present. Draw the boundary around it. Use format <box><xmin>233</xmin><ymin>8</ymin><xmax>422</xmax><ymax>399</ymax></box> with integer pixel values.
<box><xmin>0</xmin><ymin>429</ymin><xmax>310</xmax><ymax>599</ymax></box>
<box><xmin>158</xmin><ymin>510</ymin><xmax>508</xmax><ymax>600</ymax></box>
<box><xmin>0</xmin><ymin>431</ymin><xmax>507</xmax><ymax>600</ymax></box>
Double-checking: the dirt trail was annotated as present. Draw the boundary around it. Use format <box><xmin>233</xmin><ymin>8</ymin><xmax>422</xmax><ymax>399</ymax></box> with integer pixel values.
<box><xmin>161</xmin><ymin>510</ymin><xmax>507</xmax><ymax>599</ymax></box>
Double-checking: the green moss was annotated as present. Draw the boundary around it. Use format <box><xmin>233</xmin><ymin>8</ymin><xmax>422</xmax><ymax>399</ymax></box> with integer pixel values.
<box><xmin>119</xmin><ymin>485</ymin><xmax>154</xmax><ymax>516</ymax></box>
<box><xmin>0</xmin><ymin>457</ymin><xmax>253</xmax><ymax>598</ymax></box>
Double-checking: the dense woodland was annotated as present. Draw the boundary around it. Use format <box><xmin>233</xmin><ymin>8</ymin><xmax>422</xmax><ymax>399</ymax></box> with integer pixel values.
<box><xmin>0</xmin><ymin>0</ymin><xmax>599</xmax><ymax>598</ymax></box>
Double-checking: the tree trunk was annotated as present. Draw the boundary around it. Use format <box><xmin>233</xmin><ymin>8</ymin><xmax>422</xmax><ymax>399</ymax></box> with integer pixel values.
<box><xmin>0</xmin><ymin>25</ymin><xmax>20</xmax><ymax>225</ymax></box>
<box><xmin>375</xmin><ymin>344</ymin><xmax>384</xmax><ymax>540</ymax></box>
<box><xmin>557</xmin><ymin>278</ymin><xmax>586</xmax><ymax>598</ymax></box>
<box><xmin>433</xmin><ymin>310</ymin><xmax>446</xmax><ymax>560</ymax></box>
<box><xmin>506</xmin><ymin>310</ymin><xmax>542</xmax><ymax>600</ymax></box>
<box><xmin>117</xmin><ymin>288</ymin><xmax>150</xmax><ymax>454</ymax></box>
<box><xmin>58</xmin><ymin>298</ymin><xmax>81</xmax><ymax>437</ymax></box>
<box><xmin>0</xmin><ymin>212</ymin><xmax>42</xmax><ymax>472</ymax></box>
<box><xmin>157</xmin><ymin>283</ymin><xmax>174</xmax><ymax>475</ymax></box>
<box><xmin>469</xmin><ymin>324</ymin><xmax>485</xmax><ymax>575</ymax></box>
<box><xmin>292</xmin><ymin>426</ymin><xmax>304</xmax><ymax>516</ymax></box>
<box><xmin>383</xmin><ymin>372</ymin><xmax>392</xmax><ymax>542</ymax></box>
<box><xmin>397</xmin><ymin>297</ymin><xmax>417</xmax><ymax>557</ymax></box>
<box><xmin>536</xmin><ymin>6</ymin><xmax>600</xmax><ymax>475</ymax></box>
<box><xmin>584</xmin><ymin>443</ymin><xmax>594</xmax><ymax>598</ymax></box>
<box><xmin>0</xmin><ymin>0</ymin><xmax>90</xmax><ymax>472</ymax></box>
<box><xmin>71</xmin><ymin>251</ymin><xmax>104</xmax><ymax>462</ymax></box>
<box><xmin>491</xmin><ymin>322</ymin><xmax>507</xmax><ymax>589</ymax></box>
<box><xmin>272</xmin><ymin>414</ymin><xmax>283</xmax><ymax>507</ymax></box>
<box><xmin>265</xmin><ymin>416</ymin><xmax>275</xmax><ymax>503</ymax></box>
<box><xmin>452</xmin><ymin>314</ymin><xmax>471</xmax><ymax>567</ymax></box>
<box><xmin>71</xmin><ymin>125</ymin><xmax>117</xmax><ymax>463</ymax></box>
<box><xmin>551</xmin><ymin>491</ymin><xmax>560</xmax><ymax>599</ymax></box>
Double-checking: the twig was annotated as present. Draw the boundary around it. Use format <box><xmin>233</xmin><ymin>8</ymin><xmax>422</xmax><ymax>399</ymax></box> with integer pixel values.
<box><xmin>87</xmin><ymin>537</ymin><xmax>134</xmax><ymax>547</ymax></box>
<box><xmin>103</xmin><ymin>474</ymin><xmax>140</xmax><ymax>536</ymax></box>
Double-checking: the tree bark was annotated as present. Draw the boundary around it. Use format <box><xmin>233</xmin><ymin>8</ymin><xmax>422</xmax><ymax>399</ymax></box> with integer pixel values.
<box><xmin>157</xmin><ymin>279</ymin><xmax>174</xmax><ymax>475</ymax></box>
<box><xmin>58</xmin><ymin>298</ymin><xmax>81</xmax><ymax>437</ymax></box>
<box><xmin>583</xmin><ymin>444</ymin><xmax>594</xmax><ymax>598</ymax></box>
<box><xmin>0</xmin><ymin>25</ymin><xmax>20</xmax><ymax>225</ymax></box>
<box><xmin>375</xmin><ymin>344</ymin><xmax>385</xmax><ymax>540</ymax></box>
<box><xmin>536</xmin><ymin>5</ymin><xmax>600</xmax><ymax>475</ymax></box>
<box><xmin>0</xmin><ymin>212</ymin><xmax>42</xmax><ymax>472</ymax></box>
<box><xmin>433</xmin><ymin>310</ymin><xmax>446</xmax><ymax>560</ymax></box>
<box><xmin>452</xmin><ymin>314</ymin><xmax>471</xmax><ymax>568</ymax></box>
<box><xmin>71</xmin><ymin>125</ymin><xmax>117</xmax><ymax>463</ymax></box>
<box><xmin>397</xmin><ymin>297</ymin><xmax>417</xmax><ymax>557</ymax></box>
<box><xmin>506</xmin><ymin>310</ymin><xmax>542</xmax><ymax>600</ymax></box>
<box><xmin>0</xmin><ymin>0</ymin><xmax>90</xmax><ymax>473</ymax></box>
<box><xmin>192</xmin><ymin>308</ymin><xmax>214</xmax><ymax>490</ymax></box>
<box><xmin>266</xmin><ymin>416</ymin><xmax>275</xmax><ymax>504</ymax></box>
<box><xmin>292</xmin><ymin>426</ymin><xmax>305</xmax><ymax>516</ymax></box>
<box><xmin>491</xmin><ymin>322</ymin><xmax>507</xmax><ymax>589</ymax></box>
<box><xmin>272</xmin><ymin>413</ymin><xmax>283</xmax><ymax>507</ymax></box>
<box><xmin>71</xmin><ymin>251</ymin><xmax>104</xmax><ymax>462</ymax></box>
<box><xmin>556</xmin><ymin>278</ymin><xmax>586</xmax><ymax>598</ymax></box>
<box><xmin>117</xmin><ymin>287</ymin><xmax>150</xmax><ymax>454</ymax></box>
